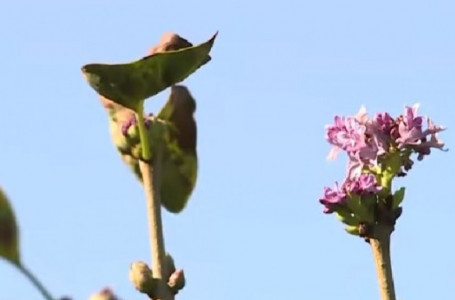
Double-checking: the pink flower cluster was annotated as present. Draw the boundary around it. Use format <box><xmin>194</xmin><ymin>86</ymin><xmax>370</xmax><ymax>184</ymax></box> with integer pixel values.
<box><xmin>320</xmin><ymin>103</ymin><xmax>446</xmax><ymax>214</ymax></box>
<box><xmin>320</xmin><ymin>174</ymin><xmax>382</xmax><ymax>213</ymax></box>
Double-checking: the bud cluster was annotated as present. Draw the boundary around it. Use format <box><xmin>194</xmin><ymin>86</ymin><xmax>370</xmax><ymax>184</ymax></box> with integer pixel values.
<box><xmin>129</xmin><ymin>254</ymin><xmax>186</xmax><ymax>298</ymax></box>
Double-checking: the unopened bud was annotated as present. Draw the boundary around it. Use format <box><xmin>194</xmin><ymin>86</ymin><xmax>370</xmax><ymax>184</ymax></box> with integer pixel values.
<box><xmin>164</xmin><ymin>253</ymin><xmax>176</xmax><ymax>279</ymax></box>
<box><xmin>129</xmin><ymin>261</ymin><xmax>155</xmax><ymax>294</ymax></box>
<box><xmin>168</xmin><ymin>269</ymin><xmax>185</xmax><ymax>293</ymax></box>
<box><xmin>148</xmin><ymin>33</ymin><xmax>193</xmax><ymax>55</ymax></box>
<box><xmin>88</xmin><ymin>288</ymin><xmax>119</xmax><ymax>300</ymax></box>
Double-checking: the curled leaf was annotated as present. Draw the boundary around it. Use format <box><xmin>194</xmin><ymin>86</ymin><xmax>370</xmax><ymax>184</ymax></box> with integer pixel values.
<box><xmin>82</xmin><ymin>32</ymin><xmax>217</xmax><ymax>111</ymax></box>
<box><xmin>0</xmin><ymin>186</ymin><xmax>20</xmax><ymax>265</ymax></box>
<box><xmin>156</xmin><ymin>85</ymin><xmax>198</xmax><ymax>213</ymax></box>
<box><xmin>100</xmin><ymin>86</ymin><xmax>198</xmax><ymax>213</ymax></box>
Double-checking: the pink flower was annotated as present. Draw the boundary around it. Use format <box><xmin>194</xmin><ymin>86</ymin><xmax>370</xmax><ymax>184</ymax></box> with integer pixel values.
<box><xmin>325</xmin><ymin>106</ymin><xmax>381</xmax><ymax>177</ymax></box>
<box><xmin>319</xmin><ymin>182</ymin><xmax>347</xmax><ymax>213</ymax></box>
<box><xmin>344</xmin><ymin>173</ymin><xmax>381</xmax><ymax>195</ymax></box>
<box><xmin>396</xmin><ymin>103</ymin><xmax>446</xmax><ymax>160</ymax></box>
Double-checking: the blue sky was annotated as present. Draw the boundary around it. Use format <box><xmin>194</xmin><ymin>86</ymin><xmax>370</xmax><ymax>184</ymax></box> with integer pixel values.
<box><xmin>1</xmin><ymin>1</ymin><xmax>454</xmax><ymax>299</ymax></box>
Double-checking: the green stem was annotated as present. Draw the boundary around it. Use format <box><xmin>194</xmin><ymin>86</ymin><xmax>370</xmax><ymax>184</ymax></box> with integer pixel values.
<box><xmin>136</xmin><ymin>102</ymin><xmax>173</xmax><ymax>300</ymax></box>
<box><xmin>370</xmin><ymin>228</ymin><xmax>396</xmax><ymax>300</ymax></box>
<box><xmin>136</xmin><ymin>101</ymin><xmax>151</xmax><ymax>160</ymax></box>
<box><xmin>16</xmin><ymin>263</ymin><xmax>56</xmax><ymax>300</ymax></box>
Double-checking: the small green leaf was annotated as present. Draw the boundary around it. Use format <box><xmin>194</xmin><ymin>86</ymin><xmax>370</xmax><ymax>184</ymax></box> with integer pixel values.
<box><xmin>346</xmin><ymin>194</ymin><xmax>363</xmax><ymax>216</ymax></box>
<box><xmin>334</xmin><ymin>207</ymin><xmax>359</xmax><ymax>226</ymax></box>
<box><xmin>0</xmin><ymin>186</ymin><xmax>20</xmax><ymax>265</ymax></box>
<box><xmin>155</xmin><ymin>85</ymin><xmax>198</xmax><ymax>213</ymax></box>
<box><xmin>392</xmin><ymin>187</ymin><xmax>406</xmax><ymax>209</ymax></box>
<box><xmin>344</xmin><ymin>225</ymin><xmax>360</xmax><ymax>236</ymax></box>
<box><xmin>82</xmin><ymin>32</ymin><xmax>217</xmax><ymax>111</ymax></box>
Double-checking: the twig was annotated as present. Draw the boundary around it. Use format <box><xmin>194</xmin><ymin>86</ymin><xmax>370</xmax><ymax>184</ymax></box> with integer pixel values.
<box><xmin>370</xmin><ymin>227</ymin><xmax>396</xmax><ymax>300</ymax></box>
<box><xmin>17</xmin><ymin>263</ymin><xmax>56</xmax><ymax>300</ymax></box>
<box><xmin>137</xmin><ymin>102</ymin><xmax>173</xmax><ymax>300</ymax></box>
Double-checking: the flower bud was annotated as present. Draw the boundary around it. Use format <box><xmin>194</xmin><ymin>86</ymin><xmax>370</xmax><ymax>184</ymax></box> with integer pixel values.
<box><xmin>168</xmin><ymin>269</ymin><xmax>186</xmax><ymax>293</ymax></box>
<box><xmin>129</xmin><ymin>261</ymin><xmax>155</xmax><ymax>294</ymax></box>
<box><xmin>148</xmin><ymin>33</ymin><xmax>193</xmax><ymax>55</ymax></box>
<box><xmin>165</xmin><ymin>253</ymin><xmax>176</xmax><ymax>279</ymax></box>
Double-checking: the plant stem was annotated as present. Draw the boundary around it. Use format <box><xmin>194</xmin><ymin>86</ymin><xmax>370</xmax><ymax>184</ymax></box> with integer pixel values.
<box><xmin>136</xmin><ymin>102</ymin><xmax>173</xmax><ymax>300</ymax></box>
<box><xmin>138</xmin><ymin>160</ymin><xmax>167</xmax><ymax>277</ymax></box>
<box><xmin>136</xmin><ymin>101</ymin><xmax>151</xmax><ymax>160</ymax></box>
<box><xmin>17</xmin><ymin>263</ymin><xmax>56</xmax><ymax>300</ymax></box>
<box><xmin>370</xmin><ymin>228</ymin><xmax>396</xmax><ymax>300</ymax></box>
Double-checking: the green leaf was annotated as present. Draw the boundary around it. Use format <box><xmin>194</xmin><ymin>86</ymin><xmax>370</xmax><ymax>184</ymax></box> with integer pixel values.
<box><xmin>156</xmin><ymin>85</ymin><xmax>198</xmax><ymax>213</ymax></box>
<box><xmin>102</xmin><ymin>86</ymin><xmax>198</xmax><ymax>213</ymax></box>
<box><xmin>346</xmin><ymin>193</ymin><xmax>375</xmax><ymax>223</ymax></box>
<box><xmin>0</xmin><ymin>186</ymin><xmax>20</xmax><ymax>265</ymax></box>
<box><xmin>345</xmin><ymin>194</ymin><xmax>363</xmax><ymax>217</ymax></box>
<box><xmin>81</xmin><ymin>32</ymin><xmax>217</xmax><ymax>111</ymax></box>
<box><xmin>344</xmin><ymin>225</ymin><xmax>360</xmax><ymax>236</ymax></box>
<box><xmin>334</xmin><ymin>206</ymin><xmax>359</xmax><ymax>226</ymax></box>
<box><xmin>392</xmin><ymin>187</ymin><xmax>406</xmax><ymax>209</ymax></box>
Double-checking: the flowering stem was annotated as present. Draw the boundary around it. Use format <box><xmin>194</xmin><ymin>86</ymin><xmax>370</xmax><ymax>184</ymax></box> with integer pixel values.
<box><xmin>16</xmin><ymin>263</ymin><xmax>56</xmax><ymax>300</ymax></box>
<box><xmin>370</xmin><ymin>227</ymin><xmax>396</xmax><ymax>300</ymax></box>
<box><xmin>136</xmin><ymin>102</ymin><xmax>173</xmax><ymax>300</ymax></box>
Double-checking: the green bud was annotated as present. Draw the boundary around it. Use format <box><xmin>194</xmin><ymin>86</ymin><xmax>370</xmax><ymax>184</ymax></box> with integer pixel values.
<box><xmin>344</xmin><ymin>225</ymin><xmax>360</xmax><ymax>236</ymax></box>
<box><xmin>165</xmin><ymin>253</ymin><xmax>176</xmax><ymax>279</ymax></box>
<box><xmin>129</xmin><ymin>261</ymin><xmax>155</xmax><ymax>294</ymax></box>
<box><xmin>126</xmin><ymin>123</ymin><xmax>140</xmax><ymax>142</ymax></box>
<box><xmin>334</xmin><ymin>207</ymin><xmax>360</xmax><ymax>226</ymax></box>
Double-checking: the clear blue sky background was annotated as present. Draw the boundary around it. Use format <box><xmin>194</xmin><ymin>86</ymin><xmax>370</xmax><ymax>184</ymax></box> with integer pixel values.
<box><xmin>1</xmin><ymin>1</ymin><xmax>454</xmax><ymax>299</ymax></box>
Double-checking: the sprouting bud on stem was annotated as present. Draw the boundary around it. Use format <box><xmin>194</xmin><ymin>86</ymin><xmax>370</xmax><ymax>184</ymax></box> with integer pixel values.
<box><xmin>165</xmin><ymin>253</ymin><xmax>176</xmax><ymax>279</ymax></box>
<box><xmin>88</xmin><ymin>288</ymin><xmax>119</xmax><ymax>300</ymax></box>
<box><xmin>129</xmin><ymin>261</ymin><xmax>155</xmax><ymax>295</ymax></box>
<box><xmin>168</xmin><ymin>269</ymin><xmax>186</xmax><ymax>294</ymax></box>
